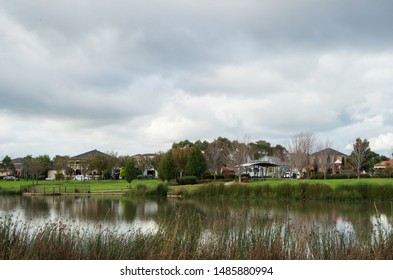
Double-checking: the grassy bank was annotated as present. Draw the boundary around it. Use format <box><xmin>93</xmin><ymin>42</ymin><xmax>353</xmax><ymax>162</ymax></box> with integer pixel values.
<box><xmin>1</xmin><ymin>178</ymin><xmax>393</xmax><ymax>201</ymax></box>
<box><xmin>0</xmin><ymin>179</ymin><xmax>161</xmax><ymax>194</ymax></box>
<box><xmin>1</xmin><ymin>210</ymin><xmax>392</xmax><ymax>260</ymax></box>
<box><xmin>168</xmin><ymin>181</ymin><xmax>393</xmax><ymax>201</ymax></box>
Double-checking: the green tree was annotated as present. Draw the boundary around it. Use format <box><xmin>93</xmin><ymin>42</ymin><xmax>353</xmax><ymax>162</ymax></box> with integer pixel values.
<box><xmin>121</xmin><ymin>159</ymin><xmax>138</xmax><ymax>188</ymax></box>
<box><xmin>1</xmin><ymin>155</ymin><xmax>15</xmax><ymax>174</ymax></box>
<box><xmin>350</xmin><ymin>138</ymin><xmax>371</xmax><ymax>179</ymax></box>
<box><xmin>158</xmin><ymin>151</ymin><xmax>177</xmax><ymax>181</ymax></box>
<box><xmin>53</xmin><ymin>155</ymin><xmax>70</xmax><ymax>180</ymax></box>
<box><xmin>172</xmin><ymin>139</ymin><xmax>193</xmax><ymax>149</ymax></box>
<box><xmin>90</xmin><ymin>154</ymin><xmax>111</xmax><ymax>180</ymax></box>
<box><xmin>272</xmin><ymin>144</ymin><xmax>288</xmax><ymax>162</ymax></box>
<box><xmin>172</xmin><ymin>147</ymin><xmax>191</xmax><ymax>177</ymax></box>
<box><xmin>23</xmin><ymin>155</ymin><xmax>51</xmax><ymax>185</ymax></box>
<box><xmin>194</xmin><ymin>139</ymin><xmax>209</xmax><ymax>151</ymax></box>
<box><xmin>254</xmin><ymin>140</ymin><xmax>273</xmax><ymax>158</ymax></box>
<box><xmin>186</xmin><ymin>146</ymin><xmax>207</xmax><ymax>178</ymax></box>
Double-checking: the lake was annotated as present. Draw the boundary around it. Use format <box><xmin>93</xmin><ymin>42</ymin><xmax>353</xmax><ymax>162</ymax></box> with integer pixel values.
<box><xmin>1</xmin><ymin>194</ymin><xmax>392</xmax><ymax>240</ymax></box>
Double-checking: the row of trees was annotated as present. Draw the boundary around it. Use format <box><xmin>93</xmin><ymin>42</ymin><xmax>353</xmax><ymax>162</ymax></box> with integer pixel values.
<box><xmin>155</xmin><ymin>133</ymin><xmax>391</xmax><ymax>182</ymax></box>
<box><xmin>1</xmin><ymin>132</ymin><xmax>391</xmax><ymax>183</ymax></box>
<box><xmin>153</xmin><ymin>137</ymin><xmax>289</xmax><ymax>183</ymax></box>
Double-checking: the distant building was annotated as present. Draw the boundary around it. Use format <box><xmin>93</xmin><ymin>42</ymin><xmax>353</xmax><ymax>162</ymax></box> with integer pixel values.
<box><xmin>242</xmin><ymin>156</ymin><xmax>287</xmax><ymax>178</ymax></box>
<box><xmin>0</xmin><ymin>158</ymin><xmax>24</xmax><ymax>178</ymax></box>
<box><xmin>374</xmin><ymin>160</ymin><xmax>393</xmax><ymax>170</ymax></box>
<box><xmin>309</xmin><ymin>148</ymin><xmax>349</xmax><ymax>174</ymax></box>
<box><xmin>47</xmin><ymin>149</ymin><xmax>113</xmax><ymax>180</ymax></box>
<box><xmin>132</xmin><ymin>153</ymin><xmax>158</xmax><ymax>178</ymax></box>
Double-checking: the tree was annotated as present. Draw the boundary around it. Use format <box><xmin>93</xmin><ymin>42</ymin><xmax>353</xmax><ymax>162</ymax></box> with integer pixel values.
<box><xmin>194</xmin><ymin>140</ymin><xmax>209</xmax><ymax>151</ymax></box>
<box><xmin>205</xmin><ymin>138</ymin><xmax>230</xmax><ymax>180</ymax></box>
<box><xmin>230</xmin><ymin>139</ymin><xmax>253</xmax><ymax>183</ymax></box>
<box><xmin>253</xmin><ymin>140</ymin><xmax>273</xmax><ymax>158</ymax></box>
<box><xmin>272</xmin><ymin>144</ymin><xmax>288</xmax><ymax>162</ymax></box>
<box><xmin>53</xmin><ymin>155</ymin><xmax>70</xmax><ymax>180</ymax></box>
<box><xmin>350</xmin><ymin>138</ymin><xmax>371</xmax><ymax>179</ymax></box>
<box><xmin>315</xmin><ymin>141</ymin><xmax>334</xmax><ymax>179</ymax></box>
<box><xmin>287</xmin><ymin>131</ymin><xmax>318</xmax><ymax>178</ymax></box>
<box><xmin>134</xmin><ymin>155</ymin><xmax>151</xmax><ymax>177</ymax></box>
<box><xmin>90</xmin><ymin>152</ymin><xmax>119</xmax><ymax>180</ymax></box>
<box><xmin>157</xmin><ymin>151</ymin><xmax>177</xmax><ymax>181</ymax></box>
<box><xmin>186</xmin><ymin>145</ymin><xmax>207</xmax><ymax>178</ymax></box>
<box><xmin>23</xmin><ymin>155</ymin><xmax>51</xmax><ymax>185</ymax></box>
<box><xmin>1</xmin><ymin>155</ymin><xmax>15</xmax><ymax>175</ymax></box>
<box><xmin>172</xmin><ymin>147</ymin><xmax>191</xmax><ymax>177</ymax></box>
<box><xmin>172</xmin><ymin>139</ymin><xmax>193</xmax><ymax>149</ymax></box>
<box><xmin>121</xmin><ymin>159</ymin><xmax>138</xmax><ymax>188</ymax></box>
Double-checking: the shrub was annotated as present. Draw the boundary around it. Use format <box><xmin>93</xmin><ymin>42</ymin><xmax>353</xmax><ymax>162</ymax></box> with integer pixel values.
<box><xmin>177</xmin><ymin>176</ymin><xmax>198</xmax><ymax>185</ymax></box>
<box><xmin>201</xmin><ymin>173</ymin><xmax>214</xmax><ymax>180</ymax></box>
<box><xmin>136</xmin><ymin>184</ymin><xmax>147</xmax><ymax>195</ymax></box>
<box><xmin>156</xmin><ymin>183</ymin><xmax>169</xmax><ymax>197</ymax></box>
<box><xmin>334</xmin><ymin>185</ymin><xmax>362</xmax><ymax>200</ymax></box>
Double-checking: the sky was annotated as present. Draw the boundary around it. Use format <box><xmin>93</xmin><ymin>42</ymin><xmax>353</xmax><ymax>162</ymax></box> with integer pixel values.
<box><xmin>1</xmin><ymin>0</ymin><xmax>393</xmax><ymax>159</ymax></box>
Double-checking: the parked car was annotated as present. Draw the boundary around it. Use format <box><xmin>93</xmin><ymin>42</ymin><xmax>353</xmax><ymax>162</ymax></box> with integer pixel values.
<box><xmin>283</xmin><ymin>171</ymin><xmax>300</xmax><ymax>179</ymax></box>
<box><xmin>3</xmin><ymin>176</ymin><xmax>19</xmax><ymax>181</ymax></box>
<box><xmin>74</xmin><ymin>175</ymin><xmax>89</xmax><ymax>181</ymax></box>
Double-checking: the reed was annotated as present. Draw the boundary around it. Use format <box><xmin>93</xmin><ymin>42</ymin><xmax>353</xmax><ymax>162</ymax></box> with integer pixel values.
<box><xmin>182</xmin><ymin>182</ymin><xmax>393</xmax><ymax>201</ymax></box>
<box><xmin>1</xmin><ymin>209</ymin><xmax>393</xmax><ymax>260</ymax></box>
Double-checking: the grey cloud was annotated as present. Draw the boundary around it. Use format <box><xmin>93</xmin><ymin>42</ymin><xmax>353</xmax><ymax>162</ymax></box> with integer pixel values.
<box><xmin>1</xmin><ymin>0</ymin><xmax>393</xmax><ymax>157</ymax></box>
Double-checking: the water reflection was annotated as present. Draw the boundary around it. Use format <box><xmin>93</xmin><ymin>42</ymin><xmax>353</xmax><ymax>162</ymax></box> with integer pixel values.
<box><xmin>1</xmin><ymin>195</ymin><xmax>393</xmax><ymax>240</ymax></box>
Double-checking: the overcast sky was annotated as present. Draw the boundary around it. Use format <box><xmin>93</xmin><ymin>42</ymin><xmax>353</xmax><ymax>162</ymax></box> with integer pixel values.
<box><xmin>1</xmin><ymin>0</ymin><xmax>393</xmax><ymax>158</ymax></box>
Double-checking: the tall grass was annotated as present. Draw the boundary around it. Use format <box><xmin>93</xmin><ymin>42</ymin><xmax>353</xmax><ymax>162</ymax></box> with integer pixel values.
<box><xmin>1</xmin><ymin>210</ymin><xmax>393</xmax><ymax>260</ymax></box>
<box><xmin>179</xmin><ymin>182</ymin><xmax>393</xmax><ymax>201</ymax></box>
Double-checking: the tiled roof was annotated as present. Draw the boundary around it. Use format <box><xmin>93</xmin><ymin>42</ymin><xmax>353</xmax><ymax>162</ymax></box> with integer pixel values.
<box><xmin>374</xmin><ymin>160</ymin><xmax>393</xmax><ymax>167</ymax></box>
<box><xmin>311</xmin><ymin>148</ymin><xmax>347</xmax><ymax>157</ymax></box>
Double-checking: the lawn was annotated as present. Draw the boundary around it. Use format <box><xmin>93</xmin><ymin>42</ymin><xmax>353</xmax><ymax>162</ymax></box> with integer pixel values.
<box><xmin>0</xmin><ymin>179</ymin><xmax>161</xmax><ymax>193</ymax></box>
<box><xmin>1</xmin><ymin>177</ymin><xmax>393</xmax><ymax>195</ymax></box>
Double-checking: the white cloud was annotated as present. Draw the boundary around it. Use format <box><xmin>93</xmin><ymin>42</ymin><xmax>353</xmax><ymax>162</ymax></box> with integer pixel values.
<box><xmin>369</xmin><ymin>133</ymin><xmax>393</xmax><ymax>156</ymax></box>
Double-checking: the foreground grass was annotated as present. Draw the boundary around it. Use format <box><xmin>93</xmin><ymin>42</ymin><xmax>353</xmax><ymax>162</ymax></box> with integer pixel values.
<box><xmin>1</xmin><ymin>209</ymin><xmax>392</xmax><ymax>260</ymax></box>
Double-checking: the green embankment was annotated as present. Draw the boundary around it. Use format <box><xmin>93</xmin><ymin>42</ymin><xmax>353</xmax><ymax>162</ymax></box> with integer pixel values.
<box><xmin>1</xmin><ymin>178</ymin><xmax>393</xmax><ymax>200</ymax></box>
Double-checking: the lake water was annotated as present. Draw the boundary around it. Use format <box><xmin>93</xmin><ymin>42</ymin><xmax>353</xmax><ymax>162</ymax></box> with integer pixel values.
<box><xmin>1</xmin><ymin>195</ymin><xmax>393</xmax><ymax>240</ymax></box>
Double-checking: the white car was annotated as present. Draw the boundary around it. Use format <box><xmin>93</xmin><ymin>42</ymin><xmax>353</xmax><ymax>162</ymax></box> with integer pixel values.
<box><xmin>74</xmin><ymin>175</ymin><xmax>87</xmax><ymax>181</ymax></box>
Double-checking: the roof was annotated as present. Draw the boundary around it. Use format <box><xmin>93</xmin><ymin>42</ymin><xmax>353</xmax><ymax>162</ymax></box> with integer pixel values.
<box><xmin>311</xmin><ymin>148</ymin><xmax>347</xmax><ymax>157</ymax></box>
<box><xmin>132</xmin><ymin>153</ymin><xmax>157</xmax><ymax>158</ymax></box>
<box><xmin>240</xmin><ymin>156</ymin><xmax>281</xmax><ymax>167</ymax></box>
<box><xmin>71</xmin><ymin>149</ymin><xmax>108</xmax><ymax>159</ymax></box>
<box><xmin>374</xmin><ymin>160</ymin><xmax>393</xmax><ymax>168</ymax></box>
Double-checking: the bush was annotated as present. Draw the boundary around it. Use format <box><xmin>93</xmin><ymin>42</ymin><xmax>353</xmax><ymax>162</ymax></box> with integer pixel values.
<box><xmin>201</xmin><ymin>173</ymin><xmax>214</xmax><ymax>180</ymax></box>
<box><xmin>177</xmin><ymin>176</ymin><xmax>198</xmax><ymax>185</ymax></box>
<box><xmin>156</xmin><ymin>183</ymin><xmax>169</xmax><ymax>197</ymax></box>
<box><xmin>137</xmin><ymin>175</ymin><xmax>154</xmax><ymax>180</ymax></box>
<box><xmin>136</xmin><ymin>184</ymin><xmax>147</xmax><ymax>195</ymax></box>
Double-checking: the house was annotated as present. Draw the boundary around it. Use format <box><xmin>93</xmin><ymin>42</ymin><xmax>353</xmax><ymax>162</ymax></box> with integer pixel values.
<box><xmin>242</xmin><ymin>156</ymin><xmax>287</xmax><ymax>178</ymax></box>
<box><xmin>309</xmin><ymin>148</ymin><xmax>349</xmax><ymax>174</ymax></box>
<box><xmin>132</xmin><ymin>153</ymin><xmax>158</xmax><ymax>178</ymax></box>
<box><xmin>374</xmin><ymin>160</ymin><xmax>393</xmax><ymax>170</ymax></box>
<box><xmin>0</xmin><ymin>158</ymin><xmax>24</xmax><ymax>178</ymax></box>
<box><xmin>68</xmin><ymin>149</ymin><xmax>109</xmax><ymax>177</ymax></box>
<box><xmin>47</xmin><ymin>149</ymin><xmax>114</xmax><ymax>180</ymax></box>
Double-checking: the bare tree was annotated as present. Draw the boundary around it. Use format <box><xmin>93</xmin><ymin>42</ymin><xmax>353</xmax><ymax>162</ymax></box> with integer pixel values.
<box><xmin>230</xmin><ymin>138</ymin><xmax>253</xmax><ymax>183</ymax></box>
<box><xmin>205</xmin><ymin>138</ymin><xmax>230</xmax><ymax>180</ymax></box>
<box><xmin>350</xmin><ymin>138</ymin><xmax>371</xmax><ymax>179</ymax></box>
<box><xmin>287</xmin><ymin>131</ymin><xmax>318</xmax><ymax>178</ymax></box>
<box><xmin>315</xmin><ymin>141</ymin><xmax>334</xmax><ymax>179</ymax></box>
